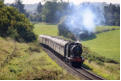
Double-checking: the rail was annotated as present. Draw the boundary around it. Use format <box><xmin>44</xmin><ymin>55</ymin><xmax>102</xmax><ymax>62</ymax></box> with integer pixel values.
<box><xmin>41</xmin><ymin>44</ymin><xmax>104</xmax><ymax>80</ymax></box>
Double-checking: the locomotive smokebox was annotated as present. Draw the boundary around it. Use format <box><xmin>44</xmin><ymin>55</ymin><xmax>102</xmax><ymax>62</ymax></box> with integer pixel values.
<box><xmin>71</xmin><ymin>45</ymin><xmax>83</xmax><ymax>56</ymax></box>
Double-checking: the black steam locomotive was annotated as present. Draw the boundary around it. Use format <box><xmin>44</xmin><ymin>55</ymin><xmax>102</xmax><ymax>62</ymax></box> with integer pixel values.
<box><xmin>39</xmin><ymin>35</ymin><xmax>84</xmax><ymax>67</ymax></box>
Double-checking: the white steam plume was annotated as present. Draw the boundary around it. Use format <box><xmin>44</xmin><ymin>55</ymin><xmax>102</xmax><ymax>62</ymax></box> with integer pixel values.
<box><xmin>64</xmin><ymin>2</ymin><xmax>105</xmax><ymax>39</ymax></box>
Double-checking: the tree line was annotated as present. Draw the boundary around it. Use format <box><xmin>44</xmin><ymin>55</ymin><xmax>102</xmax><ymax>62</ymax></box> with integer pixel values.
<box><xmin>29</xmin><ymin>1</ymin><xmax>120</xmax><ymax>26</ymax></box>
<box><xmin>104</xmin><ymin>4</ymin><xmax>120</xmax><ymax>26</ymax></box>
<box><xmin>9</xmin><ymin>0</ymin><xmax>120</xmax><ymax>25</ymax></box>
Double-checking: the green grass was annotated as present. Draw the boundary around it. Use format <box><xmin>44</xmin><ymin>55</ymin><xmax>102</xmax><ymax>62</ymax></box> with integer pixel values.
<box><xmin>84</xmin><ymin>60</ymin><xmax>120</xmax><ymax>80</ymax></box>
<box><xmin>96</xmin><ymin>26</ymin><xmax>120</xmax><ymax>32</ymax></box>
<box><xmin>34</xmin><ymin>23</ymin><xmax>58</xmax><ymax>36</ymax></box>
<box><xmin>0</xmin><ymin>37</ymin><xmax>78</xmax><ymax>80</ymax></box>
<box><xmin>82</xmin><ymin>30</ymin><xmax>120</xmax><ymax>62</ymax></box>
<box><xmin>82</xmin><ymin>26</ymin><xmax>120</xmax><ymax>80</ymax></box>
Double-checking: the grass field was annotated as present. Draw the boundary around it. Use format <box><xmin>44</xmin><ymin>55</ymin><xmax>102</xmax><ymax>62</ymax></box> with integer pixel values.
<box><xmin>82</xmin><ymin>30</ymin><xmax>120</xmax><ymax>62</ymax></box>
<box><xmin>96</xmin><ymin>26</ymin><xmax>120</xmax><ymax>32</ymax></box>
<box><xmin>34</xmin><ymin>23</ymin><xmax>58</xmax><ymax>36</ymax></box>
<box><xmin>0</xmin><ymin>37</ymin><xmax>77</xmax><ymax>80</ymax></box>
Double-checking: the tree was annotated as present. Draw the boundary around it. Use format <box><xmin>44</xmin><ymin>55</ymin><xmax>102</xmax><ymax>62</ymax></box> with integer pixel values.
<box><xmin>104</xmin><ymin>4</ymin><xmax>120</xmax><ymax>26</ymax></box>
<box><xmin>11</xmin><ymin>0</ymin><xmax>29</xmax><ymax>17</ymax></box>
<box><xmin>41</xmin><ymin>1</ymin><xmax>58</xmax><ymax>23</ymax></box>
<box><xmin>37</xmin><ymin>2</ymin><xmax>43</xmax><ymax>13</ymax></box>
<box><xmin>0</xmin><ymin>1</ymin><xmax>37</xmax><ymax>42</ymax></box>
<box><xmin>12</xmin><ymin>0</ymin><xmax>25</xmax><ymax>14</ymax></box>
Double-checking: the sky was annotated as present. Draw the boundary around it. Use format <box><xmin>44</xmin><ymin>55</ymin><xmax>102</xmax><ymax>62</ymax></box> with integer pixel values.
<box><xmin>4</xmin><ymin>0</ymin><xmax>120</xmax><ymax>4</ymax></box>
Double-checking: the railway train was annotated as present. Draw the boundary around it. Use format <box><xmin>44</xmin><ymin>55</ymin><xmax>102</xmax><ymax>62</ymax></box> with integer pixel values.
<box><xmin>39</xmin><ymin>35</ymin><xmax>84</xmax><ymax>67</ymax></box>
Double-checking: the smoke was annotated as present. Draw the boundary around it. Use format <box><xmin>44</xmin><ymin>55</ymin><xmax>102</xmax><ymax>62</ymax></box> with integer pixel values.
<box><xmin>64</xmin><ymin>2</ymin><xmax>105</xmax><ymax>40</ymax></box>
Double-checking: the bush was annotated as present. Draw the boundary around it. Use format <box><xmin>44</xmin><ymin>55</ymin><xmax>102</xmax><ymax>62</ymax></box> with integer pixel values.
<box><xmin>0</xmin><ymin>1</ymin><xmax>37</xmax><ymax>42</ymax></box>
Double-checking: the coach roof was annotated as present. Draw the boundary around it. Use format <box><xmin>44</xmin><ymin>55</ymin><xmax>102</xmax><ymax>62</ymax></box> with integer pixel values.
<box><xmin>40</xmin><ymin>35</ymin><xmax>68</xmax><ymax>46</ymax></box>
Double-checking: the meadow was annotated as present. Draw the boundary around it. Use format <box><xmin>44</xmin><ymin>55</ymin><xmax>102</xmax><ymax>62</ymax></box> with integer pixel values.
<box><xmin>34</xmin><ymin>23</ymin><xmax>58</xmax><ymax>36</ymax></box>
<box><xmin>96</xmin><ymin>26</ymin><xmax>120</xmax><ymax>32</ymax></box>
<box><xmin>82</xmin><ymin>30</ymin><xmax>120</xmax><ymax>62</ymax></box>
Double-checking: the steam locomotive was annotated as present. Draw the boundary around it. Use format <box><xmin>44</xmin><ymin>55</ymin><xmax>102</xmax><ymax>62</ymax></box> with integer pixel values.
<box><xmin>39</xmin><ymin>35</ymin><xmax>84</xmax><ymax>67</ymax></box>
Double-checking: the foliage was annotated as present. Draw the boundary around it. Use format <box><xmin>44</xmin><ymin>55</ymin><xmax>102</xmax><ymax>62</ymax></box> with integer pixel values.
<box><xmin>41</xmin><ymin>1</ymin><xmax>58</xmax><ymax>23</ymax></box>
<box><xmin>104</xmin><ymin>4</ymin><xmax>120</xmax><ymax>26</ymax></box>
<box><xmin>0</xmin><ymin>1</ymin><xmax>36</xmax><ymax>42</ymax></box>
<box><xmin>32</xmin><ymin>2</ymin><xmax>120</xmax><ymax>26</ymax></box>
<box><xmin>28</xmin><ymin>2</ymin><xmax>43</xmax><ymax>22</ymax></box>
<box><xmin>41</xmin><ymin>1</ymin><xmax>69</xmax><ymax>23</ymax></box>
<box><xmin>11</xmin><ymin>0</ymin><xmax>25</xmax><ymax>14</ymax></box>
<box><xmin>29</xmin><ymin>13</ymin><xmax>42</xmax><ymax>22</ymax></box>
<box><xmin>37</xmin><ymin>2</ymin><xmax>43</xmax><ymax>13</ymax></box>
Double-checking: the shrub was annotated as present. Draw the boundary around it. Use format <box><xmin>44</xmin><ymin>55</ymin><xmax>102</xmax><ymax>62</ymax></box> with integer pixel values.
<box><xmin>0</xmin><ymin>1</ymin><xmax>37</xmax><ymax>42</ymax></box>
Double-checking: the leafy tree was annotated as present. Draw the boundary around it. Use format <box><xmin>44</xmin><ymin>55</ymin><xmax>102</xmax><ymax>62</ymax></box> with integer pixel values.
<box><xmin>14</xmin><ymin>0</ymin><xmax>25</xmax><ymax>13</ymax></box>
<box><xmin>37</xmin><ymin>2</ymin><xmax>43</xmax><ymax>13</ymax></box>
<box><xmin>0</xmin><ymin>1</ymin><xmax>37</xmax><ymax>42</ymax></box>
<box><xmin>11</xmin><ymin>0</ymin><xmax>29</xmax><ymax>17</ymax></box>
<box><xmin>104</xmin><ymin>4</ymin><xmax>120</xmax><ymax>26</ymax></box>
<box><xmin>41</xmin><ymin>1</ymin><xmax>58</xmax><ymax>23</ymax></box>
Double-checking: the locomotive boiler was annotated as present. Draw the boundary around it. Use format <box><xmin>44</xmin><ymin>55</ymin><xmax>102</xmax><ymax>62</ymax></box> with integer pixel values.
<box><xmin>39</xmin><ymin>35</ymin><xmax>84</xmax><ymax>67</ymax></box>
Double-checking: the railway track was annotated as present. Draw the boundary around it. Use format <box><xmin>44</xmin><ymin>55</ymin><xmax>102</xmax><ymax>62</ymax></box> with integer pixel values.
<box><xmin>73</xmin><ymin>67</ymin><xmax>104</xmax><ymax>80</ymax></box>
<box><xmin>41</xmin><ymin>45</ymin><xmax>104</xmax><ymax>80</ymax></box>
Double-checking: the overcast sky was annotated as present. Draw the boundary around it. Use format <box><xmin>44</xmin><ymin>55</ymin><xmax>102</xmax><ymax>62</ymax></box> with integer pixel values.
<box><xmin>4</xmin><ymin>0</ymin><xmax>120</xmax><ymax>4</ymax></box>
